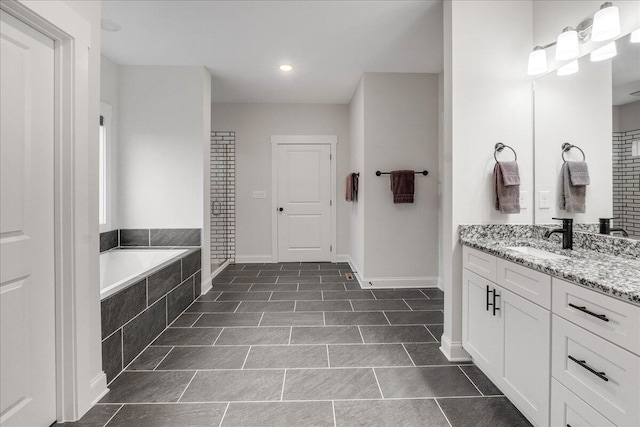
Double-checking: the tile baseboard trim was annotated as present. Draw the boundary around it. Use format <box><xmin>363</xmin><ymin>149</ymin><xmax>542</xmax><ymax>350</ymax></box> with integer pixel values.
<box><xmin>440</xmin><ymin>335</ymin><xmax>472</xmax><ymax>362</ymax></box>
<box><xmin>235</xmin><ymin>255</ymin><xmax>275</xmax><ymax>263</ymax></box>
<box><xmin>359</xmin><ymin>276</ymin><xmax>440</xmax><ymax>289</ymax></box>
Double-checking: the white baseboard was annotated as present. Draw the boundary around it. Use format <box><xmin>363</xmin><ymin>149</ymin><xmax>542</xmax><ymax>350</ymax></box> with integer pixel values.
<box><xmin>235</xmin><ymin>255</ymin><xmax>275</xmax><ymax>264</ymax></box>
<box><xmin>89</xmin><ymin>372</ymin><xmax>108</xmax><ymax>406</ymax></box>
<box><xmin>336</xmin><ymin>254</ymin><xmax>350</xmax><ymax>263</ymax></box>
<box><xmin>359</xmin><ymin>276</ymin><xmax>440</xmax><ymax>289</ymax></box>
<box><xmin>202</xmin><ymin>260</ymin><xmax>228</xmax><ymax>295</ymax></box>
<box><xmin>440</xmin><ymin>334</ymin><xmax>472</xmax><ymax>362</ymax></box>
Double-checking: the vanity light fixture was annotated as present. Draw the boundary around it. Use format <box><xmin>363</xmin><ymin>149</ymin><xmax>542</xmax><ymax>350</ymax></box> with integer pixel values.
<box><xmin>590</xmin><ymin>41</ymin><xmax>617</xmax><ymax>61</ymax></box>
<box><xmin>557</xmin><ymin>60</ymin><xmax>579</xmax><ymax>76</ymax></box>
<box><xmin>592</xmin><ymin>2</ymin><xmax>621</xmax><ymax>42</ymax></box>
<box><xmin>556</xmin><ymin>27</ymin><xmax>580</xmax><ymax>60</ymax></box>
<box><xmin>631</xmin><ymin>28</ymin><xmax>640</xmax><ymax>43</ymax></box>
<box><xmin>279</xmin><ymin>64</ymin><xmax>293</xmax><ymax>72</ymax></box>
<box><xmin>527</xmin><ymin>47</ymin><xmax>548</xmax><ymax>76</ymax></box>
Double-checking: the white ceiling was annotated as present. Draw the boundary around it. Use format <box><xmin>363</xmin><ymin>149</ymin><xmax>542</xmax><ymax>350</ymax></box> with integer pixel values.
<box><xmin>101</xmin><ymin>0</ymin><xmax>443</xmax><ymax>104</ymax></box>
<box><xmin>612</xmin><ymin>34</ymin><xmax>640</xmax><ymax>106</ymax></box>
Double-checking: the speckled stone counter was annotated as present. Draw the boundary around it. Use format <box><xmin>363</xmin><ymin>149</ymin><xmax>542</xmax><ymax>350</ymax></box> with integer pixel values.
<box><xmin>459</xmin><ymin>225</ymin><xmax>640</xmax><ymax>306</ymax></box>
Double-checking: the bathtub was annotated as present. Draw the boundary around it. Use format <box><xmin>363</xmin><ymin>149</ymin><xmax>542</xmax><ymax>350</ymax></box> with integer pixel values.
<box><xmin>100</xmin><ymin>249</ymin><xmax>188</xmax><ymax>299</ymax></box>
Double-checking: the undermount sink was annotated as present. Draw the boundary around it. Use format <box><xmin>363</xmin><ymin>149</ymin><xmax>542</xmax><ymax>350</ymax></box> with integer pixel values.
<box><xmin>505</xmin><ymin>246</ymin><xmax>570</xmax><ymax>260</ymax></box>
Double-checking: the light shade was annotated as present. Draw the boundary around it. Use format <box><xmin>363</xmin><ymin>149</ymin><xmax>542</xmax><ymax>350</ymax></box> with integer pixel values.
<box><xmin>556</xmin><ymin>28</ymin><xmax>580</xmax><ymax>60</ymax></box>
<box><xmin>631</xmin><ymin>29</ymin><xmax>640</xmax><ymax>43</ymax></box>
<box><xmin>527</xmin><ymin>48</ymin><xmax>548</xmax><ymax>75</ymax></box>
<box><xmin>592</xmin><ymin>3</ymin><xmax>620</xmax><ymax>42</ymax></box>
<box><xmin>279</xmin><ymin>64</ymin><xmax>293</xmax><ymax>72</ymax></box>
<box><xmin>590</xmin><ymin>41</ymin><xmax>617</xmax><ymax>61</ymax></box>
<box><xmin>557</xmin><ymin>60</ymin><xmax>579</xmax><ymax>76</ymax></box>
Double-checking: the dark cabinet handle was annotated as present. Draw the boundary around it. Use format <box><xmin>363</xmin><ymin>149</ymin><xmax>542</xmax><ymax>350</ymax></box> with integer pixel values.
<box><xmin>568</xmin><ymin>355</ymin><xmax>609</xmax><ymax>382</ymax></box>
<box><xmin>492</xmin><ymin>291</ymin><xmax>500</xmax><ymax>316</ymax></box>
<box><xmin>568</xmin><ymin>303</ymin><xmax>609</xmax><ymax>322</ymax></box>
<box><xmin>486</xmin><ymin>285</ymin><xmax>493</xmax><ymax>311</ymax></box>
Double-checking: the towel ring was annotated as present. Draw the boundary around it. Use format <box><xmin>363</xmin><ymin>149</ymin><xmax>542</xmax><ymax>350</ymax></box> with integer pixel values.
<box><xmin>494</xmin><ymin>142</ymin><xmax>517</xmax><ymax>162</ymax></box>
<box><xmin>561</xmin><ymin>143</ymin><xmax>586</xmax><ymax>162</ymax></box>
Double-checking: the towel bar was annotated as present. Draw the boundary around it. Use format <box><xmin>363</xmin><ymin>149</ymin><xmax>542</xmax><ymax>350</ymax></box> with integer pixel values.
<box><xmin>375</xmin><ymin>170</ymin><xmax>429</xmax><ymax>176</ymax></box>
<box><xmin>494</xmin><ymin>142</ymin><xmax>517</xmax><ymax>162</ymax></box>
<box><xmin>561</xmin><ymin>142</ymin><xmax>586</xmax><ymax>162</ymax></box>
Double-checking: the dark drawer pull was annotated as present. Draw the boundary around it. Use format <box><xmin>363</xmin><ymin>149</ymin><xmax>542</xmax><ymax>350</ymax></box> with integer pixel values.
<box><xmin>492</xmin><ymin>290</ymin><xmax>500</xmax><ymax>316</ymax></box>
<box><xmin>568</xmin><ymin>355</ymin><xmax>609</xmax><ymax>382</ymax></box>
<box><xmin>568</xmin><ymin>303</ymin><xmax>609</xmax><ymax>322</ymax></box>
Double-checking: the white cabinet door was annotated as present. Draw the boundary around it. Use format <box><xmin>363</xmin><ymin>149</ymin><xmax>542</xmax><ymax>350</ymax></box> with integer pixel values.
<box><xmin>462</xmin><ymin>269</ymin><xmax>503</xmax><ymax>375</ymax></box>
<box><xmin>499</xmin><ymin>288</ymin><xmax>551</xmax><ymax>427</ymax></box>
<box><xmin>0</xmin><ymin>10</ymin><xmax>56</xmax><ymax>427</ymax></box>
<box><xmin>276</xmin><ymin>144</ymin><xmax>331</xmax><ymax>262</ymax></box>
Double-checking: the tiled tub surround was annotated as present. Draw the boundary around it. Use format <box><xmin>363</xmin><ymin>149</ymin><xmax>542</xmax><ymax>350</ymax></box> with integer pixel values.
<box><xmin>101</xmin><ymin>248</ymin><xmax>202</xmax><ymax>384</ymax></box>
<box><xmin>99</xmin><ymin>228</ymin><xmax>202</xmax><ymax>252</ymax></box>
<box><xmin>459</xmin><ymin>225</ymin><xmax>640</xmax><ymax>305</ymax></box>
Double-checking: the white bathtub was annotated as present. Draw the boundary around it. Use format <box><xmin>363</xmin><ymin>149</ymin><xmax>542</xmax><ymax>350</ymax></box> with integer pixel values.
<box><xmin>100</xmin><ymin>249</ymin><xmax>188</xmax><ymax>299</ymax></box>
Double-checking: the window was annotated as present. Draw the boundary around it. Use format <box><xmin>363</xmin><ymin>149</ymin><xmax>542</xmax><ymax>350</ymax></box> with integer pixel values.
<box><xmin>99</xmin><ymin>114</ymin><xmax>107</xmax><ymax>225</ymax></box>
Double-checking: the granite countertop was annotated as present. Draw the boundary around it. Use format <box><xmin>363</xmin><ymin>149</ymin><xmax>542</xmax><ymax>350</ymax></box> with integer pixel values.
<box><xmin>460</xmin><ymin>236</ymin><xmax>640</xmax><ymax>307</ymax></box>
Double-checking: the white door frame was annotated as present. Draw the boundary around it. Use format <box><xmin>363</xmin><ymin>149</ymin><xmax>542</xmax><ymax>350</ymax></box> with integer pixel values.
<box><xmin>0</xmin><ymin>0</ymin><xmax>107</xmax><ymax>421</ymax></box>
<box><xmin>271</xmin><ymin>135</ymin><xmax>337</xmax><ymax>263</ymax></box>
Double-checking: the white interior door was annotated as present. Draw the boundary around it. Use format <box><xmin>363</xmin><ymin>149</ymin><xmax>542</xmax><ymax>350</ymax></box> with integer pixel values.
<box><xmin>276</xmin><ymin>144</ymin><xmax>331</xmax><ymax>262</ymax></box>
<box><xmin>0</xmin><ymin>10</ymin><xmax>57</xmax><ymax>427</ymax></box>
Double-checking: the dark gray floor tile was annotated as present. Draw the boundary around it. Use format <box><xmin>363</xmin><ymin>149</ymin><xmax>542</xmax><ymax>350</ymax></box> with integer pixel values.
<box><xmin>277</xmin><ymin>276</ymin><xmax>321</xmax><ymax>284</ymax></box>
<box><xmin>323</xmin><ymin>290</ymin><xmax>374</xmax><ymax>300</ymax></box>
<box><xmin>437</xmin><ymin>397</ymin><xmax>531</xmax><ymax>427</ymax></box>
<box><xmin>233</xmin><ymin>276</ymin><xmax>278</xmax><ymax>284</ymax></box>
<box><xmin>283</xmin><ymin>368</ymin><xmax>381</xmax><ymax>400</ymax></box>
<box><xmin>243</xmin><ymin>264</ymin><xmax>281</xmax><ymax>270</ymax></box>
<box><xmin>222</xmin><ymin>402</ymin><xmax>334</xmax><ymax>427</ymax></box>
<box><xmin>244</xmin><ymin>345</ymin><xmax>328</xmax><ymax>369</ymax></box>
<box><xmin>318</xmin><ymin>263</ymin><xmax>344</xmax><ymax>270</ymax></box>
<box><xmin>282</xmin><ymin>264</ymin><xmax>318</xmax><ymax>270</ymax></box>
<box><xmin>301</xmin><ymin>269</ymin><xmax>339</xmax><ymax>276</ymax></box>
<box><xmin>270</xmin><ymin>291</ymin><xmax>322</xmax><ymax>301</ymax></box>
<box><xmin>147</xmin><ymin>261</ymin><xmax>182</xmax><ymax>304</ymax></box>
<box><xmin>299</xmin><ymin>283</ymin><xmax>346</xmax><ymax>291</ymax></box>
<box><xmin>403</xmin><ymin>343</ymin><xmax>459</xmax><ymax>366</ymax></box>
<box><xmin>153</xmin><ymin>327</ymin><xmax>222</xmax><ymax>346</ymax></box>
<box><xmin>295</xmin><ymin>300</ymin><xmax>352</xmax><ymax>312</ymax></box>
<box><xmin>156</xmin><ymin>346</ymin><xmax>249</xmax><ymax>370</ymax></box>
<box><xmin>329</xmin><ymin>344</ymin><xmax>413</xmax><ymax>367</ymax></box>
<box><xmin>460</xmin><ymin>365</ymin><xmax>503</xmax><ymax>396</ymax></box>
<box><xmin>360</xmin><ymin>326</ymin><xmax>436</xmax><ymax>343</ymax></box>
<box><xmin>259</xmin><ymin>270</ymin><xmax>299</xmax><ymax>277</ymax></box>
<box><xmin>334</xmin><ymin>399</ymin><xmax>449</xmax><ymax>427</ymax></box>
<box><xmin>427</xmin><ymin>325</ymin><xmax>443</xmax><ymax>342</ymax></box>
<box><xmin>385</xmin><ymin>310</ymin><xmax>444</xmax><ymax>325</ymax></box>
<box><xmin>101</xmin><ymin>279</ymin><xmax>146</xmax><ymax>338</ymax></box>
<box><xmin>102</xmin><ymin>330</ymin><xmax>122</xmax><ymax>384</ymax></box>
<box><xmin>194</xmin><ymin>313</ymin><xmax>262</xmax><ymax>327</ymax></box>
<box><xmin>260</xmin><ymin>312</ymin><xmax>324</xmax><ymax>326</ymax></box>
<box><xmin>215</xmin><ymin>327</ymin><xmax>291</xmax><ymax>345</ymax></box>
<box><xmin>372</xmin><ymin>290</ymin><xmax>428</xmax><ymax>300</ymax></box>
<box><xmin>180</xmin><ymin>370</ymin><xmax>284</xmax><ymax>402</ymax></box>
<box><xmin>217</xmin><ymin>291</ymin><xmax>271</xmax><ymax>301</ymax></box>
<box><xmin>406</xmin><ymin>299</ymin><xmax>444</xmax><ymax>310</ymax></box>
<box><xmin>325</xmin><ymin>312</ymin><xmax>389</xmax><ymax>326</ymax></box>
<box><xmin>122</xmin><ymin>299</ymin><xmax>167</xmax><ymax>366</ymax></box>
<box><xmin>321</xmin><ymin>275</ymin><xmax>353</xmax><ymax>283</ymax></box>
<box><xmin>421</xmin><ymin>288</ymin><xmax>445</xmax><ymax>299</ymax></box>
<box><xmin>100</xmin><ymin>371</ymin><xmax>195</xmax><ymax>403</ymax></box>
<box><xmin>375</xmin><ymin>366</ymin><xmax>481</xmax><ymax>398</ymax></box>
<box><xmin>195</xmin><ymin>291</ymin><xmax>221</xmax><ymax>301</ymax></box>
<box><xmin>107</xmin><ymin>403</ymin><xmax>226</xmax><ymax>427</ymax></box>
<box><xmin>170</xmin><ymin>313</ymin><xmax>201</xmax><ymax>327</ymax></box>
<box><xmin>344</xmin><ymin>282</ymin><xmax>361</xmax><ymax>290</ymax></box>
<box><xmin>249</xmin><ymin>283</ymin><xmax>297</xmax><ymax>292</ymax></box>
<box><xmin>186</xmin><ymin>301</ymin><xmax>239</xmax><ymax>313</ymax></box>
<box><xmin>55</xmin><ymin>404</ymin><xmax>122</xmax><ymax>427</ymax></box>
<box><xmin>220</xmin><ymin>271</ymin><xmax>258</xmax><ymax>277</ymax></box>
<box><xmin>236</xmin><ymin>301</ymin><xmax>295</xmax><ymax>312</ymax></box>
<box><xmin>351</xmin><ymin>300</ymin><xmax>410</xmax><ymax>311</ymax></box>
<box><xmin>150</xmin><ymin>228</ymin><xmax>201</xmax><ymax>247</ymax></box>
<box><xmin>291</xmin><ymin>326</ymin><xmax>363</xmax><ymax>344</ymax></box>
<box><xmin>210</xmin><ymin>284</ymin><xmax>251</xmax><ymax>292</ymax></box>
<box><xmin>126</xmin><ymin>347</ymin><xmax>173</xmax><ymax>370</ymax></box>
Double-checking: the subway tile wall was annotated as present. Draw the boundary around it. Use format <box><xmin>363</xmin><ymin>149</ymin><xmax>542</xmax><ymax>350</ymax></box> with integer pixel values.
<box><xmin>613</xmin><ymin>129</ymin><xmax>640</xmax><ymax>239</ymax></box>
<box><xmin>210</xmin><ymin>131</ymin><xmax>236</xmax><ymax>264</ymax></box>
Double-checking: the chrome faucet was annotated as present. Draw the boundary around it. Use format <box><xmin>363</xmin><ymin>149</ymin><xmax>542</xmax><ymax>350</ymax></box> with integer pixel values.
<box><xmin>544</xmin><ymin>218</ymin><xmax>573</xmax><ymax>250</ymax></box>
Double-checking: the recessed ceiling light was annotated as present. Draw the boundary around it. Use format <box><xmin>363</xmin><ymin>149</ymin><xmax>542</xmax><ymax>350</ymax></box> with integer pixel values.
<box><xmin>101</xmin><ymin>18</ymin><xmax>122</xmax><ymax>32</ymax></box>
<box><xmin>279</xmin><ymin>64</ymin><xmax>293</xmax><ymax>72</ymax></box>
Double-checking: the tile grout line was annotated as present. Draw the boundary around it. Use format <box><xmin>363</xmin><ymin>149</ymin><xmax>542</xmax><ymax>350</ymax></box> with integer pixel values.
<box><xmin>240</xmin><ymin>346</ymin><xmax>252</xmax><ymax>369</ymax></box>
<box><xmin>402</xmin><ymin>299</ymin><xmax>413</xmax><ymax>311</ymax></box>
<box><xmin>458</xmin><ymin>365</ymin><xmax>484</xmax><ymax>396</ymax></box>
<box><xmin>211</xmin><ymin>328</ymin><xmax>223</xmax><ymax>346</ymax></box>
<box><xmin>288</xmin><ymin>327</ymin><xmax>293</xmax><ymax>344</ymax></box>
<box><xmin>381</xmin><ymin>311</ymin><xmax>392</xmax><ymax>326</ymax></box>
<box><xmin>280</xmin><ymin>369</ymin><xmax>287</xmax><ymax>401</ymax></box>
<box><xmin>258</xmin><ymin>312</ymin><xmax>265</xmax><ymax>326</ymax></box>
<box><xmin>176</xmin><ymin>371</ymin><xmax>198</xmax><ymax>403</ymax></box>
<box><xmin>323</xmin><ymin>311</ymin><xmax>326</xmax><ymax>326</ymax></box>
<box><xmin>356</xmin><ymin>326</ymin><xmax>365</xmax><ymax>344</ymax></box>
<box><xmin>331</xmin><ymin>400</ymin><xmax>337</xmax><ymax>427</ymax></box>
<box><xmin>102</xmin><ymin>404</ymin><xmax>124</xmax><ymax>427</ymax></box>
<box><xmin>423</xmin><ymin>325</ymin><xmax>439</xmax><ymax>342</ymax></box>
<box><xmin>217</xmin><ymin>402</ymin><xmax>230</xmax><ymax>427</ymax></box>
<box><xmin>152</xmin><ymin>346</ymin><xmax>175</xmax><ymax>370</ymax></box>
<box><xmin>326</xmin><ymin>344</ymin><xmax>331</xmax><ymax>368</ymax></box>
<box><xmin>400</xmin><ymin>343</ymin><xmax>417</xmax><ymax>367</ymax></box>
<box><xmin>233</xmin><ymin>302</ymin><xmax>241</xmax><ymax>313</ymax></box>
<box><xmin>348</xmin><ymin>300</ymin><xmax>355</xmax><ymax>312</ymax></box>
<box><xmin>434</xmin><ymin>398</ymin><xmax>454</xmax><ymax>427</ymax></box>
<box><xmin>371</xmin><ymin>368</ymin><xmax>385</xmax><ymax>399</ymax></box>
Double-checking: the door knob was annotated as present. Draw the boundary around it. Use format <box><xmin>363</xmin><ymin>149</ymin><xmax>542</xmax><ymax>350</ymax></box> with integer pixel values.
<box><xmin>278</xmin><ymin>207</ymin><xmax>284</xmax><ymax>212</ymax></box>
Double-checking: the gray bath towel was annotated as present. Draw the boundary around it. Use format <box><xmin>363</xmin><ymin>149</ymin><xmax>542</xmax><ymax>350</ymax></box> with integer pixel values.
<box><xmin>494</xmin><ymin>162</ymin><xmax>520</xmax><ymax>214</ymax></box>
<box><xmin>560</xmin><ymin>162</ymin><xmax>587</xmax><ymax>213</ymax></box>
<box><xmin>499</xmin><ymin>161</ymin><xmax>521</xmax><ymax>186</ymax></box>
<box><xmin>567</xmin><ymin>161</ymin><xmax>590</xmax><ymax>186</ymax></box>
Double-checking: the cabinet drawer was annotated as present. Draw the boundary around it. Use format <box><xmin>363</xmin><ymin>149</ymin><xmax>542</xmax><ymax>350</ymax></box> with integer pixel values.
<box><xmin>552</xmin><ymin>278</ymin><xmax>640</xmax><ymax>356</ymax></box>
<box><xmin>497</xmin><ymin>258</ymin><xmax>551</xmax><ymax>309</ymax></box>
<box><xmin>462</xmin><ymin>246</ymin><xmax>496</xmax><ymax>282</ymax></box>
<box><xmin>552</xmin><ymin>315</ymin><xmax>640</xmax><ymax>427</ymax></box>
<box><xmin>551</xmin><ymin>379</ymin><xmax>615</xmax><ymax>427</ymax></box>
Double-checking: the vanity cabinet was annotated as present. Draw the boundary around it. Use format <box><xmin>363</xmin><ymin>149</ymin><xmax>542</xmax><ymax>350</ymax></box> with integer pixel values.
<box><xmin>462</xmin><ymin>246</ymin><xmax>640</xmax><ymax>427</ymax></box>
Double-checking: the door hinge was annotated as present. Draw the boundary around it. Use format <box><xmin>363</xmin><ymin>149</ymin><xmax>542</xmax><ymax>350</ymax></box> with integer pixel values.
<box><xmin>330</xmin><ymin>245</ymin><xmax>333</xmax><ymax>252</ymax></box>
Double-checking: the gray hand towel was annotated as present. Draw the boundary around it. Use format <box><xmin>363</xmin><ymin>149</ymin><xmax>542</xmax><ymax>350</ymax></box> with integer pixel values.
<box><xmin>498</xmin><ymin>161</ymin><xmax>520</xmax><ymax>186</ymax></box>
<box><xmin>566</xmin><ymin>161</ymin><xmax>590</xmax><ymax>186</ymax></box>
<box><xmin>560</xmin><ymin>162</ymin><xmax>587</xmax><ymax>213</ymax></box>
<box><xmin>494</xmin><ymin>162</ymin><xmax>520</xmax><ymax>214</ymax></box>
